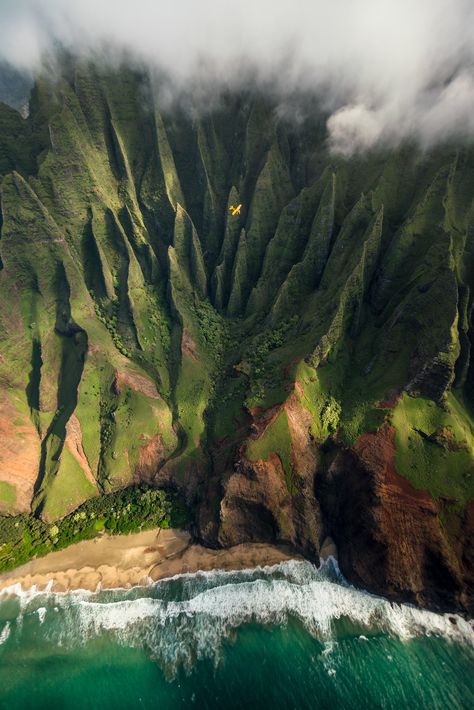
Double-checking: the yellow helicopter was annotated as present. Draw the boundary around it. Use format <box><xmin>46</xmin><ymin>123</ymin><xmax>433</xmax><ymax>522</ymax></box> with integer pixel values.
<box><xmin>229</xmin><ymin>204</ymin><xmax>242</xmax><ymax>216</ymax></box>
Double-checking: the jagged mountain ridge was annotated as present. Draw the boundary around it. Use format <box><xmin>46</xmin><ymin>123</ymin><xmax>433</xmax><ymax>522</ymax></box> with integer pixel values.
<box><xmin>0</xmin><ymin>61</ymin><xmax>474</xmax><ymax>611</ymax></box>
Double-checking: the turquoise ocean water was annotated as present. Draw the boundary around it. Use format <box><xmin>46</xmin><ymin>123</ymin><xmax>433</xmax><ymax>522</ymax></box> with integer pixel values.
<box><xmin>0</xmin><ymin>559</ymin><xmax>473</xmax><ymax>709</ymax></box>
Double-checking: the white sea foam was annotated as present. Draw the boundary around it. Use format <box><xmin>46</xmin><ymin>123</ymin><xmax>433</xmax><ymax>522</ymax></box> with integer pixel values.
<box><xmin>0</xmin><ymin>622</ymin><xmax>10</xmax><ymax>646</ymax></box>
<box><xmin>0</xmin><ymin>559</ymin><xmax>473</xmax><ymax>673</ymax></box>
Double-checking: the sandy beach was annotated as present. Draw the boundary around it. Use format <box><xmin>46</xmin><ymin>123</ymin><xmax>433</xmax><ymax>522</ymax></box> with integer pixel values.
<box><xmin>0</xmin><ymin>528</ymin><xmax>302</xmax><ymax>593</ymax></box>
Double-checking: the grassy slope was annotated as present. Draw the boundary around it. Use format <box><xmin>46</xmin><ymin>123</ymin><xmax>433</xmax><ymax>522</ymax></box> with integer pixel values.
<box><xmin>0</xmin><ymin>61</ymin><xmax>473</xmax><ymax>534</ymax></box>
<box><xmin>246</xmin><ymin>410</ymin><xmax>294</xmax><ymax>490</ymax></box>
<box><xmin>392</xmin><ymin>393</ymin><xmax>474</xmax><ymax>505</ymax></box>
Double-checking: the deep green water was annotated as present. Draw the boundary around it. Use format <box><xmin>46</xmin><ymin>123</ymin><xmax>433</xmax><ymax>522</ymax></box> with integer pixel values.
<box><xmin>0</xmin><ymin>560</ymin><xmax>473</xmax><ymax>709</ymax></box>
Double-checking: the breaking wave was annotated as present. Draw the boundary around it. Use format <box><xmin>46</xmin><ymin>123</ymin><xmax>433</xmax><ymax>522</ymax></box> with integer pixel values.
<box><xmin>0</xmin><ymin>559</ymin><xmax>473</xmax><ymax>676</ymax></box>
<box><xmin>0</xmin><ymin>622</ymin><xmax>10</xmax><ymax>645</ymax></box>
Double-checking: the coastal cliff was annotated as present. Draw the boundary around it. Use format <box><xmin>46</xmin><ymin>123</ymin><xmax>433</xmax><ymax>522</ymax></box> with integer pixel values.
<box><xmin>0</xmin><ymin>60</ymin><xmax>473</xmax><ymax>612</ymax></box>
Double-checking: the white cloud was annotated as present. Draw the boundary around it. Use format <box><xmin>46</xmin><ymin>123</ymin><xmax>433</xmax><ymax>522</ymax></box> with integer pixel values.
<box><xmin>419</xmin><ymin>72</ymin><xmax>474</xmax><ymax>145</ymax></box>
<box><xmin>327</xmin><ymin>105</ymin><xmax>384</xmax><ymax>156</ymax></box>
<box><xmin>1</xmin><ymin>0</ymin><xmax>473</xmax><ymax>153</ymax></box>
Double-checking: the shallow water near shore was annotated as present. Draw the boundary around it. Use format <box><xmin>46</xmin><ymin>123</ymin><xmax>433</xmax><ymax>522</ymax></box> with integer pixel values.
<box><xmin>0</xmin><ymin>559</ymin><xmax>473</xmax><ymax>709</ymax></box>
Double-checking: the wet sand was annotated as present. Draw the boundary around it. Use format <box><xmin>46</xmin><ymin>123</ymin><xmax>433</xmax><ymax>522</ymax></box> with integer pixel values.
<box><xmin>150</xmin><ymin>542</ymin><xmax>302</xmax><ymax>581</ymax></box>
<box><xmin>0</xmin><ymin>528</ymin><xmax>301</xmax><ymax>593</ymax></box>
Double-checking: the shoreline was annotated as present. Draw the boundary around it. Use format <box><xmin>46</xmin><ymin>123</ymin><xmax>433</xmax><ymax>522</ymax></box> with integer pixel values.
<box><xmin>0</xmin><ymin>528</ymin><xmax>302</xmax><ymax>594</ymax></box>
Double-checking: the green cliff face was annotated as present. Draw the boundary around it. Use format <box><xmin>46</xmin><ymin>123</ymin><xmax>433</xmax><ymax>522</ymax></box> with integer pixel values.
<box><xmin>0</xmin><ymin>60</ymin><xmax>473</xmax><ymax>607</ymax></box>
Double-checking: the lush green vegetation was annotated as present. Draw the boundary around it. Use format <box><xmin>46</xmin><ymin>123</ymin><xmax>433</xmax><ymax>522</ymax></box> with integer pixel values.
<box><xmin>94</xmin><ymin>300</ymin><xmax>132</xmax><ymax>359</ymax></box>
<box><xmin>392</xmin><ymin>393</ymin><xmax>474</xmax><ymax>505</ymax></box>
<box><xmin>246</xmin><ymin>410</ymin><xmax>296</xmax><ymax>493</ymax></box>
<box><xmin>0</xmin><ymin>59</ymin><xmax>473</xmax><ymax>555</ymax></box>
<box><xmin>41</xmin><ymin>446</ymin><xmax>97</xmax><ymax>521</ymax></box>
<box><xmin>0</xmin><ymin>486</ymin><xmax>189</xmax><ymax>573</ymax></box>
<box><xmin>0</xmin><ymin>482</ymin><xmax>16</xmax><ymax>513</ymax></box>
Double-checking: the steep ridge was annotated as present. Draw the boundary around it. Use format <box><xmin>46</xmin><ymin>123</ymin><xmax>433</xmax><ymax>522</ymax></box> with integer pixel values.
<box><xmin>0</xmin><ymin>61</ymin><xmax>473</xmax><ymax>612</ymax></box>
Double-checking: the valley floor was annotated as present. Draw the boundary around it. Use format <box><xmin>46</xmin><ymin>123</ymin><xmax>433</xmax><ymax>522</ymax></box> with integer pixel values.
<box><xmin>0</xmin><ymin>529</ymin><xmax>299</xmax><ymax>593</ymax></box>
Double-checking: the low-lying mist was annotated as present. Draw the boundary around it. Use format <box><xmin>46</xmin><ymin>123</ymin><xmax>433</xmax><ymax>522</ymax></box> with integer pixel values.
<box><xmin>0</xmin><ymin>0</ymin><xmax>473</xmax><ymax>154</ymax></box>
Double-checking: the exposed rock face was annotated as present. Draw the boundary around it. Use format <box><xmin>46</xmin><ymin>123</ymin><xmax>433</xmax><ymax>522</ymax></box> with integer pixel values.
<box><xmin>204</xmin><ymin>407</ymin><xmax>474</xmax><ymax>614</ymax></box>
<box><xmin>318</xmin><ymin>427</ymin><xmax>473</xmax><ymax>613</ymax></box>
<box><xmin>136</xmin><ymin>434</ymin><xmax>166</xmax><ymax>482</ymax></box>
<box><xmin>65</xmin><ymin>414</ymin><xmax>96</xmax><ymax>487</ymax></box>
<box><xmin>460</xmin><ymin>503</ymin><xmax>474</xmax><ymax>604</ymax></box>
<box><xmin>0</xmin><ymin>392</ymin><xmax>41</xmax><ymax>513</ymax></box>
<box><xmin>114</xmin><ymin>370</ymin><xmax>160</xmax><ymax>399</ymax></box>
<box><xmin>215</xmin><ymin>393</ymin><xmax>322</xmax><ymax>558</ymax></box>
<box><xmin>406</xmin><ymin>356</ymin><xmax>457</xmax><ymax>403</ymax></box>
